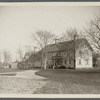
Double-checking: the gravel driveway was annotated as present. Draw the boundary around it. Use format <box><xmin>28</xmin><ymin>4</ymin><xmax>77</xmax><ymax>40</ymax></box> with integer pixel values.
<box><xmin>0</xmin><ymin>70</ymin><xmax>48</xmax><ymax>94</ymax></box>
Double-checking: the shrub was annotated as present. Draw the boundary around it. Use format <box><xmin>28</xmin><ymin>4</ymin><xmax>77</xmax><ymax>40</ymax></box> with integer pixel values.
<box><xmin>17</xmin><ymin>61</ymin><xmax>34</xmax><ymax>70</ymax></box>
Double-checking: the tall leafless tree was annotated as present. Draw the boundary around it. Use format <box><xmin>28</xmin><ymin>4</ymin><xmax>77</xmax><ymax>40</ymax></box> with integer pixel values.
<box><xmin>17</xmin><ymin>47</ymin><xmax>24</xmax><ymax>62</ymax></box>
<box><xmin>3</xmin><ymin>50</ymin><xmax>11</xmax><ymax>64</ymax></box>
<box><xmin>0</xmin><ymin>52</ymin><xmax>2</xmax><ymax>63</ymax></box>
<box><xmin>23</xmin><ymin>45</ymin><xmax>34</xmax><ymax>60</ymax></box>
<box><xmin>86</xmin><ymin>16</ymin><xmax>100</xmax><ymax>51</ymax></box>
<box><xmin>32</xmin><ymin>30</ymin><xmax>56</xmax><ymax>69</ymax></box>
<box><xmin>60</xmin><ymin>28</ymin><xmax>84</xmax><ymax>69</ymax></box>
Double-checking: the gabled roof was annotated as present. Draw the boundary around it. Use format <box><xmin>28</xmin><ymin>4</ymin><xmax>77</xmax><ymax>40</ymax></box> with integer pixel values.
<box><xmin>45</xmin><ymin>38</ymin><xmax>93</xmax><ymax>53</ymax></box>
<box><xmin>26</xmin><ymin>52</ymin><xmax>41</xmax><ymax>62</ymax></box>
<box><xmin>27</xmin><ymin>38</ymin><xmax>93</xmax><ymax>63</ymax></box>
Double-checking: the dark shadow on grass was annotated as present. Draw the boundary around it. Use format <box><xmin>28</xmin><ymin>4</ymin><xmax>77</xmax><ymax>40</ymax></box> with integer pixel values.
<box><xmin>0</xmin><ymin>73</ymin><xmax>17</xmax><ymax>76</ymax></box>
<box><xmin>34</xmin><ymin>69</ymin><xmax>100</xmax><ymax>94</ymax></box>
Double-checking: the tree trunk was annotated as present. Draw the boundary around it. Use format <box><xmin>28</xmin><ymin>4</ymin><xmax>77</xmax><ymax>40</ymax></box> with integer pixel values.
<box><xmin>41</xmin><ymin>51</ymin><xmax>44</xmax><ymax>69</ymax></box>
<box><xmin>41</xmin><ymin>60</ymin><xmax>43</xmax><ymax>69</ymax></box>
<box><xmin>44</xmin><ymin>45</ymin><xmax>47</xmax><ymax>69</ymax></box>
<box><xmin>73</xmin><ymin>50</ymin><xmax>76</xmax><ymax>70</ymax></box>
<box><xmin>73</xmin><ymin>35</ymin><xmax>76</xmax><ymax>70</ymax></box>
<box><xmin>44</xmin><ymin>56</ymin><xmax>47</xmax><ymax>69</ymax></box>
<box><xmin>74</xmin><ymin>59</ymin><xmax>76</xmax><ymax>70</ymax></box>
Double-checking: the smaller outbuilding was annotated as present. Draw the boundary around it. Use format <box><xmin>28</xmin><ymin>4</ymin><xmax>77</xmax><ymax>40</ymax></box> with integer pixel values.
<box><xmin>10</xmin><ymin>61</ymin><xmax>18</xmax><ymax>69</ymax></box>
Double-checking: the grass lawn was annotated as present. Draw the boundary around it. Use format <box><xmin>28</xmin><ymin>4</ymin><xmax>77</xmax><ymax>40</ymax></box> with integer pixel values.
<box><xmin>35</xmin><ymin>68</ymin><xmax>100</xmax><ymax>94</ymax></box>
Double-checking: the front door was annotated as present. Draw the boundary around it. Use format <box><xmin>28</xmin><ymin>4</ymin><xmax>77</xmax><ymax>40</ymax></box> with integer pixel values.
<box><xmin>52</xmin><ymin>57</ymin><xmax>62</xmax><ymax>68</ymax></box>
<box><xmin>56</xmin><ymin>58</ymin><xmax>62</xmax><ymax>67</ymax></box>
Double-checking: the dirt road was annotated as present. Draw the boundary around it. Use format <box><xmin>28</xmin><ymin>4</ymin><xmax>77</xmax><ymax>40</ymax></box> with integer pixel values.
<box><xmin>0</xmin><ymin>70</ymin><xmax>48</xmax><ymax>94</ymax></box>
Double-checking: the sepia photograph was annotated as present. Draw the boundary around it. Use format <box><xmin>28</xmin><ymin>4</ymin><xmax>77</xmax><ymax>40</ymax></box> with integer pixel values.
<box><xmin>0</xmin><ymin>2</ymin><xmax>100</xmax><ymax>97</ymax></box>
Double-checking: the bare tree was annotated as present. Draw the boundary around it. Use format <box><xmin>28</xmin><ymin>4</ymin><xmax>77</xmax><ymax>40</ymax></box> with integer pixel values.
<box><xmin>17</xmin><ymin>47</ymin><xmax>24</xmax><ymax>62</ymax></box>
<box><xmin>60</xmin><ymin>28</ymin><xmax>84</xmax><ymax>69</ymax></box>
<box><xmin>23</xmin><ymin>45</ymin><xmax>34</xmax><ymax>60</ymax></box>
<box><xmin>3</xmin><ymin>50</ymin><xmax>11</xmax><ymax>64</ymax></box>
<box><xmin>32</xmin><ymin>30</ymin><xmax>56</xmax><ymax>69</ymax></box>
<box><xmin>85</xmin><ymin>16</ymin><xmax>100</xmax><ymax>51</ymax></box>
<box><xmin>0</xmin><ymin>52</ymin><xmax>2</xmax><ymax>63</ymax></box>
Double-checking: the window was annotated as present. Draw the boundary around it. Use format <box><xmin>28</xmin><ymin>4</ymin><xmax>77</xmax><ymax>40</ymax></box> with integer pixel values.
<box><xmin>79</xmin><ymin>59</ymin><xmax>81</xmax><ymax>65</ymax></box>
<box><xmin>69</xmin><ymin>59</ymin><xmax>71</xmax><ymax>64</ymax></box>
<box><xmin>85</xmin><ymin>59</ymin><xmax>89</xmax><ymax>65</ymax></box>
<box><xmin>65</xmin><ymin>60</ymin><xmax>67</xmax><ymax>64</ymax></box>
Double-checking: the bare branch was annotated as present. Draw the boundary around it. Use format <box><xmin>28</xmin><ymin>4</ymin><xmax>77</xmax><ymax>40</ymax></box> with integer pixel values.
<box><xmin>31</xmin><ymin>30</ymin><xmax>56</xmax><ymax>69</ymax></box>
<box><xmin>3</xmin><ymin>50</ymin><xmax>12</xmax><ymax>64</ymax></box>
<box><xmin>86</xmin><ymin>16</ymin><xmax>100</xmax><ymax>51</ymax></box>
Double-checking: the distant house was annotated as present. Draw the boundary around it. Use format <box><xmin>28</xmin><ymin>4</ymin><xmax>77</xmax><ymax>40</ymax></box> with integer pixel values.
<box><xmin>45</xmin><ymin>38</ymin><xmax>93</xmax><ymax>69</ymax></box>
<box><xmin>0</xmin><ymin>62</ymin><xmax>3</xmax><ymax>68</ymax></box>
<box><xmin>11</xmin><ymin>60</ymin><xmax>18</xmax><ymax>69</ymax></box>
<box><xmin>24</xmin><ymin>52</ymin><xmax>42</xmax><ymax>68</ymax></box>
<box><xmin>3</xmin><ymin>63</ymin><xmax>11</xmax><ymax>68</ymax></box>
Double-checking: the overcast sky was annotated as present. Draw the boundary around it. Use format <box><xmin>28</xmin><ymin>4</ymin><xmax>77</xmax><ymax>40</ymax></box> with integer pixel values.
<box><xmin>0</xmin><ymin>6</ymin><xmax>100</xmax><ymax>61</ymax></box>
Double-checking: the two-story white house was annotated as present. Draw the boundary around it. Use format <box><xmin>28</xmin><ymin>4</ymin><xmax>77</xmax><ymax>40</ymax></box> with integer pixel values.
<box><xmin>46</xmin><ymin>38</ymin><xmax>93</xmax><ymax>69</ymax></box>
